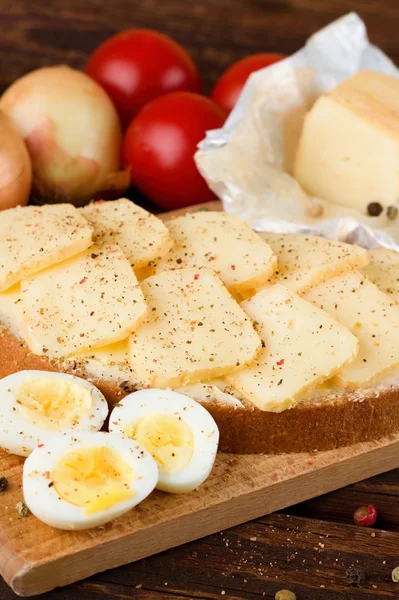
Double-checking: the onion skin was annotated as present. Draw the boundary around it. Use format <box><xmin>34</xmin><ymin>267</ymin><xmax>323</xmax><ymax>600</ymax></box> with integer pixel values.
<box><xmin>0</xmin><ymin>112</ymin><xmax>32</xmax><ymax>210</ymax></box>
<box><xmin>0</xmin><ymin>66</ymin><xmax>129</xmax><ymax>207</ymax></box>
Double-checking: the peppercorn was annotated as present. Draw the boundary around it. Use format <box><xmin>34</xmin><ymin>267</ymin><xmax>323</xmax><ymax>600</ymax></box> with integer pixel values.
<box><xmin>346</xmin><ymin>566</ymin><xmax>366</xmax><ymax>586</ymax></box>
<box><xmin>16</xmin><ymin>501</ymin><xmax>29</xmax><ymax>517</ymax></box>
<box><xmin>275</xmin><ymin>590</ymin><xmax>296</xmax><ymax>600</ymax></box>
<box><xmin>353</xmin><ymin>504</ymin><xmax>377</xmax><ymax>527</ymax></box>
<box><xmin>387</xmin><ymin>205</ymin><xmax>398</xmax><ymax>220</ymax></box>
<box><xmin>367</xmin><ymin>202</ymin><xmax>383</xmax><ymax>217</ymax></box>
<box><xmin>0</xmin><ymin>476</ymin><xmax>8</xmax><ymax>493</ymax></box>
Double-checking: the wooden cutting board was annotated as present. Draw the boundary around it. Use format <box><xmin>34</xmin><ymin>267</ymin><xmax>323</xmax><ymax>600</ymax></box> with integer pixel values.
<box><xmin>3</xmin><ymin>435</ymin><xmax>399</xmax><ymax>596</ymax></box>
<box><xmin>2</xmin><ymin>200</ymin><xmax>399</xmax><ymax>596</ymax></box>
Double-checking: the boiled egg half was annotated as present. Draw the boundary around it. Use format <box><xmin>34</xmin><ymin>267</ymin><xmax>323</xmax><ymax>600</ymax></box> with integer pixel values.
<box><xmin>0</xmin><ymin>370</ymin><xmax>108</xmax><ymax>456</ymax></box>
<box><xmin>23</xmin><ymin>431</ymin><xmax>158</xmax><ymax>530</ymax></box>
<box><xmin>109</xmin><ymin>389</ymin><xmax>219</xmax><ymax>493</ymax></box>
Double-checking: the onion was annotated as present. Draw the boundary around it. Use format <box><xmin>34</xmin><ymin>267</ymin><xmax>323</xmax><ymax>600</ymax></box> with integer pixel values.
<box><xmin>0</xmin><ymin>66</ymin><xmax>129</xmax><ymax>207</ymax></box>
<box><xmin>0</xmin><ymin>112</ymin><xmax>32</xmax><ymax>210</ymax></box>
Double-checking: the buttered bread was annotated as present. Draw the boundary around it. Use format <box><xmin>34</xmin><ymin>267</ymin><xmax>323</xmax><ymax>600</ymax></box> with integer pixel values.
<box><xmin>1</xmin><ymin>201</ymin><xmax>399</xmax><ymax>454</ymax></box>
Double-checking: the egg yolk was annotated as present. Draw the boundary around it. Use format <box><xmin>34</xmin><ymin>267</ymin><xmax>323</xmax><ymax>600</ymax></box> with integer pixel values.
<box><xmin>127</xmin><ymin>414</ymin><xmax>194</xmax><ymax>471</ymax></box>
<box><xmin>52</xmin><ymin>446</ymin><xmax>134</xmax><ymax>515</ymax></box>
<box><xmin>16</xmin><ymin>376</ymin><xmax>92</xmax><ymax>430</ymax></box>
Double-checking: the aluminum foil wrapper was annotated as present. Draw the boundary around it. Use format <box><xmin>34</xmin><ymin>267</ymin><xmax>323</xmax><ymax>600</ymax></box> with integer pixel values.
<box><xmin>195</xmin><ymin>13</ymin><xmax>399</xmax><ymax>251</ymax></box>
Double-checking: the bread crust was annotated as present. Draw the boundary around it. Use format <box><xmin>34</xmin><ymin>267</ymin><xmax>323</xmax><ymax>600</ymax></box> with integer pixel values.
<box><xmin>205</xmin><ymin>392</ymin><xmax>399</xmax><ymax>453</ymax></box>
<box><xmin>1</xmin><ymin>325</ymin><xmax>399</xmax><ymax>454</ymax></box>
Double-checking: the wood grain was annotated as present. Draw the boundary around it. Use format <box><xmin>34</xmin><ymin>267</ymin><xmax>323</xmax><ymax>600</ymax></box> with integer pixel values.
<box><xmin>1</xmin><ymin>0</ymin><xmax>399</xmax><ymax>97</ymax></box>
<box><xmin>1</xmin><ymin>1</ymin><xmax>399</xmax><ymax>598</ymax></box>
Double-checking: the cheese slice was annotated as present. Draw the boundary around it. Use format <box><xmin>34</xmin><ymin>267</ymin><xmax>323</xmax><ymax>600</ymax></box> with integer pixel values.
<box><xmin>129</xmin><ymin>268</ymin><xmax>262</xmax><ymax>388</ymax></box>
<box><xmin>361</xmin><ymin>248</ymin><xmax>399</xmax><ymax>304</ymax></box>
<box><xmin>294</xmin><ymin>71</ymin><xmax>399</xmax><ymax>212</ymax></box>
<box><xmin>21</xmin><ymin>245</ymin><xmax>148</xmax><ymax>357</ymax></box>
<box><xmin>0</xmin><ymin>285</ymin><xmax>24</xmax><ymax>338</ymax></box>
<box><xmin>80</xmin><ymin>199</ymin><xmax>173</xmax><ymax>270</ymax></box>
<box><xmin>259</xmin><ymin>232</ymin><xmax>369</xmax><ymax>293</ymax></box>
<box><xmin>154</xmin><ymin>211</ymin><xmax>277</xmax><ymax>293</ymax></box>
<box><xmin>305</xmin><ymin>271</ymin><xmax>399</xmax><ymax>387</ymax></box>
<box><xmin>64</xmin><ymin>339</ymin><xmax>141</xmax><ymax>387</ymax></box>
<box><xmin>0</xmin><ymin>204</ymin><xmax>93</xmax><ymax>292</ymax></box>
<box><xmin>227</xmin><ymin>284</ymin><xmax>358</xmax><ymax>411</ymax></box>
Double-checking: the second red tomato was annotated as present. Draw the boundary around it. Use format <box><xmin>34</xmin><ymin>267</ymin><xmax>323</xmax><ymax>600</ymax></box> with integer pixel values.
<box><xmin>211</xmin><ymin>53</ymin><xmax>286</xmax><ymax>114</ymax></box>
<box><xmin>123</xmin><ymin>92</ymin><xmax>226</xmax><ymax>210</ymax></box>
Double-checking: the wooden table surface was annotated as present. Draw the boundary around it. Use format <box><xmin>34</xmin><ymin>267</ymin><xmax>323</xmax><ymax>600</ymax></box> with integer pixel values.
<box><xmin>1</xmin><ymin>0</ymin><xmax>399</xmax><ymax>598</ymax></box>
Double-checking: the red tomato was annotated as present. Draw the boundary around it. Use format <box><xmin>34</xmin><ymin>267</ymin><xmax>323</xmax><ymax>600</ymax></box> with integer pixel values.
<box><xmin>86</xmin><ymin>29</ymin><xmax>202</xmax><ymax>126</ymax></box>
<box><xmin>211</xmin><ymin>53</ymin><xmax>286</xmax><ymax>114</ymax></box>
<box><xmin>123</xmin><ymin>92</ymin><xmax>226</xmax><ymax>210</ymax></box>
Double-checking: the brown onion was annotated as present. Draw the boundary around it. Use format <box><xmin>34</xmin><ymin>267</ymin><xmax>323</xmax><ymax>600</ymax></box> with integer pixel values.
<box><xmin>0</xmin><ymin>66</ymin><xmax>129</xmax><ymax>207</ymax></box>
<box><xmin>0</xmin><ymin>112</ymin><xmax>32</xmax><ymax>210</ymax></box>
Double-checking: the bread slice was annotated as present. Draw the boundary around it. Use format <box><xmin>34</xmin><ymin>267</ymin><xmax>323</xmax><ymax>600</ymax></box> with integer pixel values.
<box><xmin>1</xmin><ymin>202</ymin><xmax>399</xmax><ymax>455</ymax></box>
<box><xmin>1</xmin><ymin>321</ymin><xmax>399</xmax><ymax>454</ymax></box>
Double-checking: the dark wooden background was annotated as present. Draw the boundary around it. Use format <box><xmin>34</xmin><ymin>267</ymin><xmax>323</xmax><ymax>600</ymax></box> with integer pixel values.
<box><xmin>2</xmin><ymin>0</ymin><xmax>399</xmax><ymax>598</ymax></box>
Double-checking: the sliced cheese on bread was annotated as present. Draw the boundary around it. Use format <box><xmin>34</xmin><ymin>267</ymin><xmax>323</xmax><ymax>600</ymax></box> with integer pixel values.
<box><xmin>154</xmin><ymin>211</ymin><xmax>277</xmax><ymax>293</ymax></box>
<box><xmin>305</xmin><ymin>271</ymin><xmax>399</xmax><ymax>387</ymax></box>
<box><xmin>0</xmin><ymin>204</ymin><xmax>93</xmax><ymax>292</ymax></box>
<box><xmin>227</xmin><ymin>284</ymin><xmax>359</xmax><ymax>411</ymax></box>
<box><xmin>361</xmin><ymin>248</ymin><xmax>399</xmax><ymax>303</ymax></box>
<box><xmin>80</xmin><ymin>199</ymin><xmax>173</xmax><ymax>270</ymax></box>
<box><xmin>259</xmin><ymin>232</ymin><xmax>369</xmax><ymax>293</ymax></box>
<box><xmin>129</xmin><ymin>268</ymin><xmax>262</xmax><ymax>388</ymax></box>
<box><xmin>21</xmin><ymin>245</ymin><xmax>148</xmax><ymax>358</ymax></box>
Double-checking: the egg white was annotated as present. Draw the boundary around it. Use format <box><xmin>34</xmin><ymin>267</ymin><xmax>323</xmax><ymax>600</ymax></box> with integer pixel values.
<box><xmin>0</xmin><ymin>370</ymin><xmax>109</xmax><ymax>456</ymax></box>
<box><xmin>109</xmin><ymin>389</ymin><xmax>220</xmax><ymax>493</ymax></box>
<box><xmin>23</xmin><ymin>431</ymin><xmax>158</xmax><ymax>530</ymax></box>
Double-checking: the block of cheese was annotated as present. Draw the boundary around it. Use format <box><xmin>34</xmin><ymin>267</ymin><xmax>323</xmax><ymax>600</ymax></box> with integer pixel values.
<box><xmin>294</xmin><ymin>71</ymin><xmax>399</xmax><ymax>212</ymax></box>
<box><xmin>154</xmin><ymin>211</ymin><xmax>277</xmax><ymax>293</ymax></box>
<box><xmin>259</xmin><ymin>232</ymin><xmax>369</xmax><ymax>293</ymax></box>
<box><xmin>361</xmin><ymin>248</ymin><xmax>399</xmax><ymax>304</ymax></box>
<box><xmin>227</xmin><ymin>284</ymin><xmax>358</xmax><ymax>411</ymax></box>
<box><xmin>80</xmin><ymin>199</ymin><xmax>173</xmax><ymax>270</ymax></box>
<box><xmin>305</xmin><ymin>271</ymin><xmax>399</xmax><ymax>387</ymax></box>
<box><xmin>21</xmin><ymin>245</ymin><xmax>148</xmax><ymax>358</ymax></box>
<box><xmin>0</xmin><ymin>204</ymin><xmax>93</xmax><ymax>292</ymax></box>
<box><xmin>129</xmin><ymin>268</ymin><xmax>262</xmax><ymax>388</ymax></box>
<box><xmin>0</xmin><ymin>285</ymin><xmax>24</xmax><ymax>339</ymax></box>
